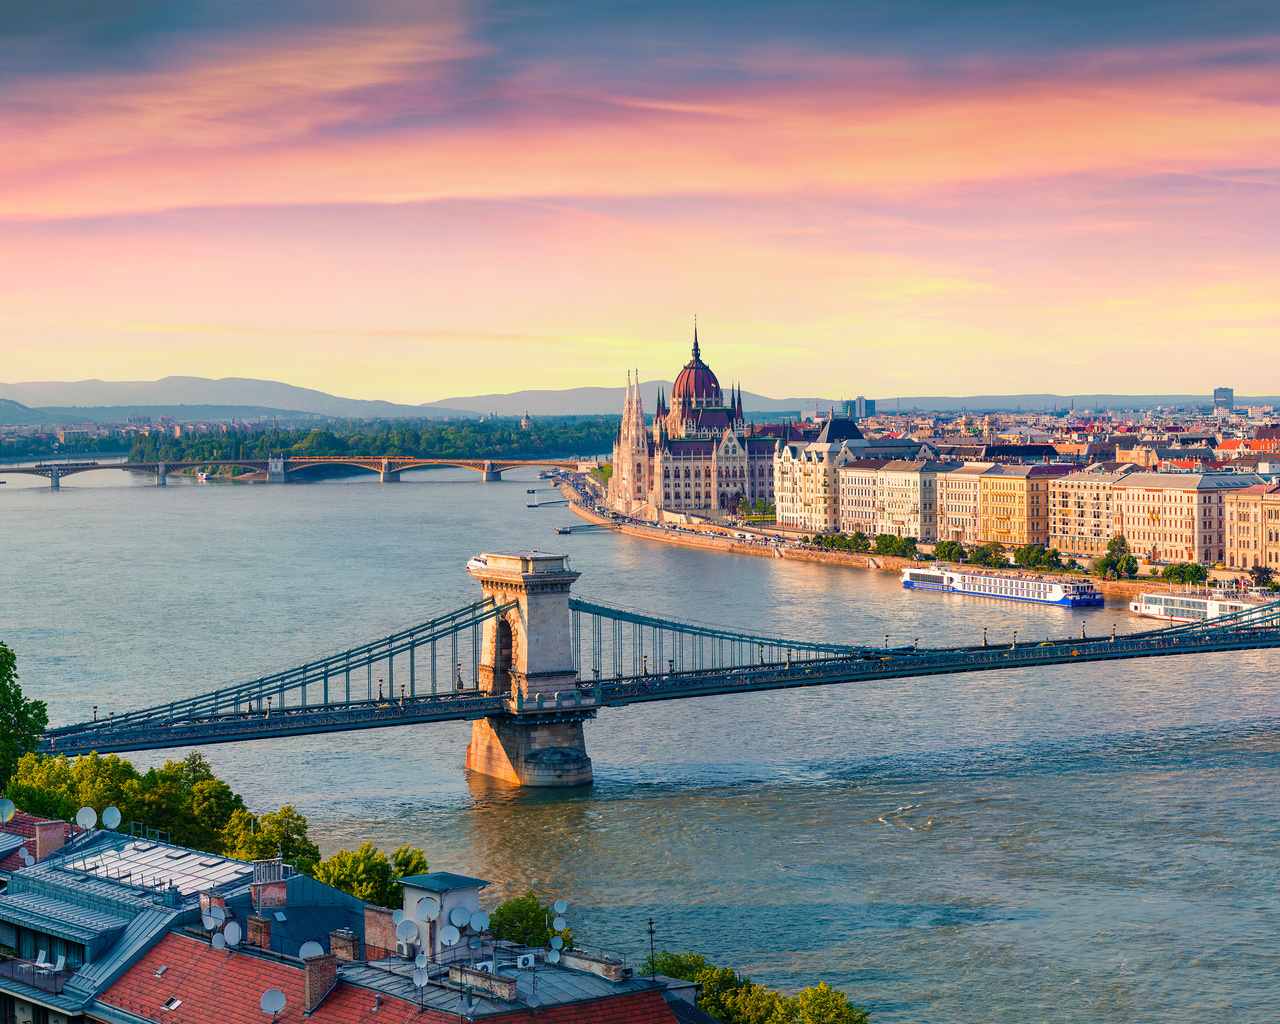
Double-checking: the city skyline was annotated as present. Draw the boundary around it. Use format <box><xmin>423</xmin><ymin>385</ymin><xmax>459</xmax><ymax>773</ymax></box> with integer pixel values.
<box><xmin>3</xmin><ymin>2</ymin><xmax>1279</xmax><ymax>401</ymax></box>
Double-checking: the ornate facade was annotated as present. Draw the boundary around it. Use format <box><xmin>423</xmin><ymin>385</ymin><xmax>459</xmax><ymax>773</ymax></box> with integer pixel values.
<box><xmin>609</xmin><ymin>331</ymin><xmax>776</xmax><ymax>516</ymax></box>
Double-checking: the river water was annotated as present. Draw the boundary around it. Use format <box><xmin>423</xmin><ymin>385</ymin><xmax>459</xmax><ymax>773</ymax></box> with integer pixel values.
<box><xmin>3</xmin><ymin>468</ymin><xmax>1278</xmax><ymax>1022</ymax></box>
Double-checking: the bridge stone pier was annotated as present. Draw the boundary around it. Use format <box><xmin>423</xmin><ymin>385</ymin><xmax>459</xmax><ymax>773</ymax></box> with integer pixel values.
<box><xmin>267</xmin><ymin>458</ymin><xmax>288</xmax><ymax>483</ymax></box>
<box><xmin>379</xmin><ymin>459</ymin><xmax>401</xmax><ymax>483</ymax></box>
<box><xmin>155</xmin><ymin>461</ymin><xmax>167</xmax><ymax>486</ymax></box>
<box><xmin>465</xmin><ymin>552</ymin><xmax>593</xmax><ymax>786</ymax></box>
<box><xmin>481</xmin><ymin>462</ymin><xmax>502</xmax><ymax>482</ymax></box>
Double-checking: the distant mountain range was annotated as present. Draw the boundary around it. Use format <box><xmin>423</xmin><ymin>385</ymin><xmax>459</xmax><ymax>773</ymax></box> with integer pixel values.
<box><xmin>1</xmin><ymin>376</ymin><xmax>1275</xmax><ymax>425</ymax></box>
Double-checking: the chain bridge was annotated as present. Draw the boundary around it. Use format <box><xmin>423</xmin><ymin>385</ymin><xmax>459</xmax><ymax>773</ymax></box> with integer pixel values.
<box><xmin>40</xmin><ymin>552</ymin><xmax>1280</xmax><ymax>786</ymax></box>
<box><xmin>0</xmin><ymin>456</ymin><xmax>584</xmax><ymax>488</ymax></box>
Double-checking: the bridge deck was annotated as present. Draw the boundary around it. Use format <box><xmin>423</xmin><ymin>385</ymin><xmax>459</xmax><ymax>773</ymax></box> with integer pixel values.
<box><xmin>40</xmin><ymin>621</ymin><xmax>1280</xmax><ymax>757</ymax></box>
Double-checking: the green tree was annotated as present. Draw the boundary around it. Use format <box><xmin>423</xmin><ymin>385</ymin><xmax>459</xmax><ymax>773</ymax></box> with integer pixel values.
<box><xmin>313</xmin><ymin>842</ymin><xmax>430</xmax><ymax>908</ymax></box>
<box><xmin>0</xmin><ymin>643</ymin><xmax>48</xmax><ymax>791</ymax></box>
<box><xmin>1161</xmin><ymin>562</ymin><xmax>1209</xmax><ymax>585</ymax></box>
<box><xmin>1248</xmin><ymin>565</ymin><xmax>1274</xmax><ymax>588</ymax></box>
<box><xmin>771</xmin><ymin>982</ymin><xmax>870</xmax><ymax>1024</ymax></box>
<box><xmin>3</xmin><ymin>780</ymin><xmax>76</xmax><ymax>820</ymax></box>
<box><xmin>489</xmin><ymin>891</ymin><xmax>573</xmax><ymax>948</ymax></box>
<box><xmin>933</xmin><ymin>540</ymin><xmax>965</xmax><ymax>563</ymax></box>
<box><xmin>1094</xmin><ymin>535</ymin><xmax>1138</xmax><ymax>579</ymax></box>
<box><xmin>223</xmin><ymin>805</ymin><xmax>321</xmax><ymax>874</ymax></box>
<box><xmin>848</xmin><ymin>532</ymin><xmax>870</xmax><ymax>553</ymax></box>
<box><xmin>969</xmin><ymin>542</ymin><xmax>1007</xmax><ymax>568</ymax></box>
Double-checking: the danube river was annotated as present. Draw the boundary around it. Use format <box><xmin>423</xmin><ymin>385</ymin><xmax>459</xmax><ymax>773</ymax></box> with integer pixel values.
<box><xmin>4</xmin><ymin>468</ymin><xmax>1279</xmax><ymax>1022</ymax></box>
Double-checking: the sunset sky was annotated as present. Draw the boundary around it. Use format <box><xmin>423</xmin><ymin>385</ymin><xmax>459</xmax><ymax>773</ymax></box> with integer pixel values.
<box><xmin>2</xmin><ymin>1</ymin><xmax>1278</xmax><ymax>402</ymax></box>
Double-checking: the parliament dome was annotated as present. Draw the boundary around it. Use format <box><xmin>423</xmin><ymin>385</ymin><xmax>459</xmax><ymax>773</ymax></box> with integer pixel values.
<box><xmin>670</xmin><ymin>331</ymin><xmax>722</xmax><ymax>406</ymax></box>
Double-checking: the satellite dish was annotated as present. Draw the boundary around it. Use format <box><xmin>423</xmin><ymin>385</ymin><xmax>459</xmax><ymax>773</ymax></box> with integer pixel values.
<box><xmin>552</xmin><ymin>916</ymin><xmax>566</xmax><ymax>931</ymax></box>
<box><xmin>212</xmin><ymin>933</ymin><xmax>227</xmax><ymax>950</ymax></box>
<box><xmin>468</xmin><ymin>936</ymin><xmax>481</xmax><ymax>950</ymax></box>
<box><xmin>299</xmin><ymin>941</ymin><xmax>324</xmax><ymax>960</ymax></box>
<box><xmin>449</xmin><ymin>906</ymin><xmax>471</xmax><ymax>928</ymax></box>
<box><xmin>16</xmin><ymin>847</ymin><xmax>27</xmax><ymax>859</ymax></box>
<box><xmin>260</xmin><ymin>989</ymin><xmax>287</xmax><ymax>1016</ymax></box>
<box><xmin>416</xmin><ymin>897</ymin><xmax>439</xmax><ymax>921</ymax></box>
<box><xmin>392</xmin><ymin>909</ymin><xmax>405</xmax><ymax>925</ymax></box>
<box><xmin>0</xmin><ymin>798</ymin><xmax>14</xmax><ymax>823</ymax></box>
<box><xmin>469</xmin><ymin>911</ymin><xmax>490</xmax><ymax>932</ymax></box>
<box><xmin>547</xmin><ymin>949</ymin><xmax>561</xmax><ymax>964</ymax></box>
<box><xmin>75</xmin><ymin>806</ymin><xmax>98</xmax><ymax>829</ymax></box>
<box><xmin>395</xmin><ymin>919</ymin><xmax>418</xmax><ymax>943</ymax></box>
<box><xmin>553</xmin><ymin>899</ymin><xmax>568</xmax><ymax>915</ymax></box>
<box><xmin>210</xmin><ymin>906</ymin><xmax>226</xmax><ymax>924</ymax></box>
<box><xmin>23</xmin><ymin>855</ymin><xmax>35</xmax><ymax>867</ymax></box>
<box><xmin>102</xmin><ymin>806</ymin><xmax>122</xmax><ymax>830</ymax></box>
<box><xmin>224</xmin><ymin>921</ymin><xmax>242</xmax><ymax>947</ymax></box>
<box><xmin>415</xmin><ymin>953</ymin><xmax>428</xmax><ymax>969</ymax></box>
<box><xmin>411</xmin><ymin>968</ymin><xmax>428</xmax><ymax>988</ymax></box>
<box><xmin>202</xmin><ymin>915</ymin><xmax>217</xmax><ymax>930</ymax></box>
<box><xmin>550</xmin><ymin>936</ymin><xmax>563</xmax><ymax>951</ymax></box>
<box><xmin>439</xmin><ymin>924</ymin><xmax>460</xmax><ymax>947</ymax></box>
<box><xmin>526</xmin><ymin>992</ymin><xmax>541</xmax><ymax>1009</ymax></box>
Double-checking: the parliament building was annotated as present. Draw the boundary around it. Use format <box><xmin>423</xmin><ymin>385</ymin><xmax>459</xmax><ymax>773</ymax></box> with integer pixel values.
<box><xmin>609</xmin><ymin>330</ymin><xmax>777</xmax><ymax>517</ymax></box>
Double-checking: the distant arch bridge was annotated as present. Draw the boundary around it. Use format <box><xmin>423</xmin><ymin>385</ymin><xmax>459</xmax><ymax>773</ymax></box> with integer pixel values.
<box><xmin>0</xmin><ymin>456</ymin><xmax>591</xmax><ymax>488</ymax></box>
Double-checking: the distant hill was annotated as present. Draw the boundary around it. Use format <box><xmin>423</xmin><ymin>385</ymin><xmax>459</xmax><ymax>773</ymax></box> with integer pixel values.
<box><xmin>3</xmin><ymin>375</ymin><xmax>1275</xmax><ymax>422</ymax></box>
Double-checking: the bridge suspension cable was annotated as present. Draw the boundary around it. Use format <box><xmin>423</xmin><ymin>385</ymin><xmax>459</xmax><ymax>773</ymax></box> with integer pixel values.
<box><xmin>567</xmin><ymin>597</ymin><xmax>861</xmax><ymax>682</ymax></box>
<box><xmin>46</xmin><ymin>598</ymin><xmax>517</xmax><ymax>746</ymax></box>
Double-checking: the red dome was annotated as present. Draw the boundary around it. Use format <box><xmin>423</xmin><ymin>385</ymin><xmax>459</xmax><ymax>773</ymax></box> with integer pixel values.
<box><xmin>671</xmin><ymin>332</ymin><xmax>721</xmax><ymax>405</ymax></box>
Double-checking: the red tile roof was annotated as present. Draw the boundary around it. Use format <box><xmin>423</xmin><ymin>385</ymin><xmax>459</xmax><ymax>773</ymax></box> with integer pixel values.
<box><xmin>100</xmin><ymin>933</ymin><xmax>680</xmax><ymax>1024</ymax></box>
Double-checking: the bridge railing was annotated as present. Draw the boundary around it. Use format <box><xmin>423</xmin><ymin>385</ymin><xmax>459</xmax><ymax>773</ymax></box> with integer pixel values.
<box><xmin>46</xmin><ymin>598</ymin><xmax>518</xmax><ymax>741</ymax></box>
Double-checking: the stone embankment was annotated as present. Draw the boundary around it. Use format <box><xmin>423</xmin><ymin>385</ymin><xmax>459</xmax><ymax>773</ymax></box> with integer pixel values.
<box><xmin>559</xmin><ymin>478</ymin><xmax>1188</xmax><ymax>600</ymax></box>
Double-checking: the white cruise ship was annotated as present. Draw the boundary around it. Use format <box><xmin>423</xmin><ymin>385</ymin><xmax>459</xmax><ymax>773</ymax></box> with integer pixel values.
<box><xmin>900</xmin><ymin>567</ymin><xmax>1104</xmax><ymax>607</ymax></box>
<box><xmin>1128</xmin><ymin>592</ymin><xmax>1266</xmax><ymax>623</ymax></box>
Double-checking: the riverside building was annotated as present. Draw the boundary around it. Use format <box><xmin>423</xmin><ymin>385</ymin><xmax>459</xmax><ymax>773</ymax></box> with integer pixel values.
<box><xmin>935</xmin><ymin>462</ymin><xmax>995</xmax><ymax>544</ymax></box>
<box><xmin>608</xmin><ymin>331</ymin><xmax>776</xmax><ymax>517</ymax></box>
<box><xmin>978</xmin><ymin>464</ymin><xmax>1077</xmax><ymax>547</ymax></box>
<box><xmin>1113</xmin><ymin>472</ymin><xmax>1261</xmax><ymax>565</ymax></box>
<box><xmin>836</xmin><ymin>458</ymin><xmax>890</xmax><ymax>535</ymax></box>
<box><xmin>1224</xmin><ymin>484</ymin><xmax>1280</xmax><ymax>569</ymax></box>
<box><xmin>1048</xmin><ymin>467</ymin><xmax>1136</xmax><ymax>560</ymax></box>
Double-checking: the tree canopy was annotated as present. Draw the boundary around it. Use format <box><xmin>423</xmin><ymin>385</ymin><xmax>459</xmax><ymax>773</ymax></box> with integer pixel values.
<box><xmin>314</xmin><ymin>842</ymin><xmax>430</xmax><ymax>909</ymax></box>
<box><xmin>641</xmin><ymin>950</ymin><xmax>869</xmax><ymax>1024</ymax></box>
<box><xmin>1161</xmin><ymin>562</ymin><xmax>1209</xmax><ymax>584</ymax></box>
<box><xmin>1094</xmin><ymin>536</ymin><xmax>1139</xmax><ymax>579</ymax></box>
<box><xmin>488</xmin><ymin>891</ymin><xmax>573</xmax><ymax>949</ymax></box>
<box><xmin>0</xmin><ymin>642</ymin><xmax>48</xmax><ymax>791</ymax></box>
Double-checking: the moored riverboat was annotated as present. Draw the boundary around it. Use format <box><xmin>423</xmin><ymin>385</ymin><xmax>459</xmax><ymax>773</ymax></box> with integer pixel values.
<box><xmin>901</xmin><ymin>567</ymin><xmax>1103</xmax><ymax>607</ymax></box>
<box><xmin>1128</xmin><ymin>591</ymin><xmax>1267</xmax><ymax>623</ymax></box>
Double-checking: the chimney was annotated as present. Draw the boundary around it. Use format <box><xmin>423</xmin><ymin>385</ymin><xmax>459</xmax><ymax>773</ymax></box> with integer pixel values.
<box><xmin>329</xmin><ymin>928</ymin><xmax>360</xmax><ymax>962</ymax></box>
<box><xmin>33</xmin><ymin>821</ymin><xmax>67</xmax><ymax>862</ymax></box>
<box><xmin>303</xmin><ymin>952</ymin><xmax>337</xmax><ymax>1013</ymax></box>
<box><xmin>246</xmin><ymin>914</ymin><xmax>272</xmax><ymax>950</ymax></box>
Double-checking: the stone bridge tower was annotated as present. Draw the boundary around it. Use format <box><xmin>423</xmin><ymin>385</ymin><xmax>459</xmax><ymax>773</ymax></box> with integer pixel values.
<box><xmin>464</xmin><ymin>552</ymin><xmax>593</xmax><ymax>786</ymax></box>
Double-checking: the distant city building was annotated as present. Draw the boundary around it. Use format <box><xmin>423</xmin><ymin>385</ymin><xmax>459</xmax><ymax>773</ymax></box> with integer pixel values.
<box><xmin>845</xmin><ymin>396</ymin><xmax>875</xmax><ymax>420</ymax></box>
<box><xmin>1214</xmin><ymin>387</ymin><xmax>1234</xmax><ymax>418</ymax></box>
<box><xmin>520</xmin><ymin>411</ymin><xmax>533</xmax><ymax>430</ymax></box>
<box><xmin>126</xmin><ymin>415</ymin><xmax>151</xmax><ymax>426</ymax></box>
<box><xmin>1224</xmin><ymin>484</ymin><xmax>1280</xmax><ymax>570</ymax></box>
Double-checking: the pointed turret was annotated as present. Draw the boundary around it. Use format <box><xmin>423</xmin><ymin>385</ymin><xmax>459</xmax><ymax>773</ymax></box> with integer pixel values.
<box><xmin>692</xmin><ymin>319</ymin><xmax>700</xmax><ymax>362</ymax></box>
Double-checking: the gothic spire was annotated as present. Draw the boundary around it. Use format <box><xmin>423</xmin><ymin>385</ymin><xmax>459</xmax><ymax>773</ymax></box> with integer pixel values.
<box><xmin>692</xmin><ymin>316</ymin><xmax>700</xmax><ymax>361</ymax></box>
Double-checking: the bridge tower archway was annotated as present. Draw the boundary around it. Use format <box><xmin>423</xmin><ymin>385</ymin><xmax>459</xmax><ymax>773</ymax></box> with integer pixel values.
<box><xmin>466</xmin><ymin>552</ymin><xmax>593</xmax><ymax>787</ymax></box>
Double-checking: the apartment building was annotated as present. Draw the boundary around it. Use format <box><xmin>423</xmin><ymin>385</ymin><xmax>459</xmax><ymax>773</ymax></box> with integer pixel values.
<box><xmin>835</xmin><ymin>458</ymin><xmax>890</xmax><ymax>535</ymax></box>
<box><xmin>874</xmin><ymin>460</ymin><xmax>955</xmax><ymax>541</ymax></box>
<box><xmin>978</xmin><ymin>464</ymin><xmax>1077</xmax><ymax>547</ymax></box>
<box><xmin>1048</xmin><ymin>467</ymin><xmax>1135</xmax><ymax>560</ymax></box>
<box><xmin>935</xmin><ymin>463</ymin><xmax>994</xmax><ymax>544</ymax></box>
<box><xmin>775</xmin><ymin>438</ymin><xmax>841</xmax><ymax>533</ymax></box>
<box><xmin>1113</xmin><ymin>472</ymin><xmax>1262</xmax><ymax>564</ymax></box>
<box><xmin>1224</xmin><ymin>484</ymin><xmax>1280</xmax><ymax>569</ymax></box>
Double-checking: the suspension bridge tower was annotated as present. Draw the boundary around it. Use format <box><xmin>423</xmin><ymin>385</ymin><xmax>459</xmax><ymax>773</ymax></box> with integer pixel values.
<box><xmin>465</xmin><ymin>552</ymin><xmax>594</xmax><ymax>786</ymax></box>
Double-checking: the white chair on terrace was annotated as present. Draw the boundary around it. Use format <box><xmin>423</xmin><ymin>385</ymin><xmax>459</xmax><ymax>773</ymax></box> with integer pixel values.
<box><xmin>34</xmin><ymin>951</ymin><xmax>49</xmax><ymax>968</ymax></box>
<box><xmin>52</xmin><ymin>955</ymin><xmax>65</xmax><ymax>973</ymax></box>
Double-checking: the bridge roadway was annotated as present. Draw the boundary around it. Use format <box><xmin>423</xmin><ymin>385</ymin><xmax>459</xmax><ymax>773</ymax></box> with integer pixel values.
<box><xmin>40</xmin><ymin>613</ymin><xmax>1280</xmax><ymax>757</ymax></box>
<box><xmin>0</xmin><ymin>455</ymin><xmax>583</xmax><ymax>487</ymax></box>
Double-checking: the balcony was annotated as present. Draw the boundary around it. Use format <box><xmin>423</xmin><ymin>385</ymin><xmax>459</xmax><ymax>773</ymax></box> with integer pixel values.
<box><xmin>0</xmin><ymin>955</ymin><xmax>75</xmax><ymax>994</ymax></box>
